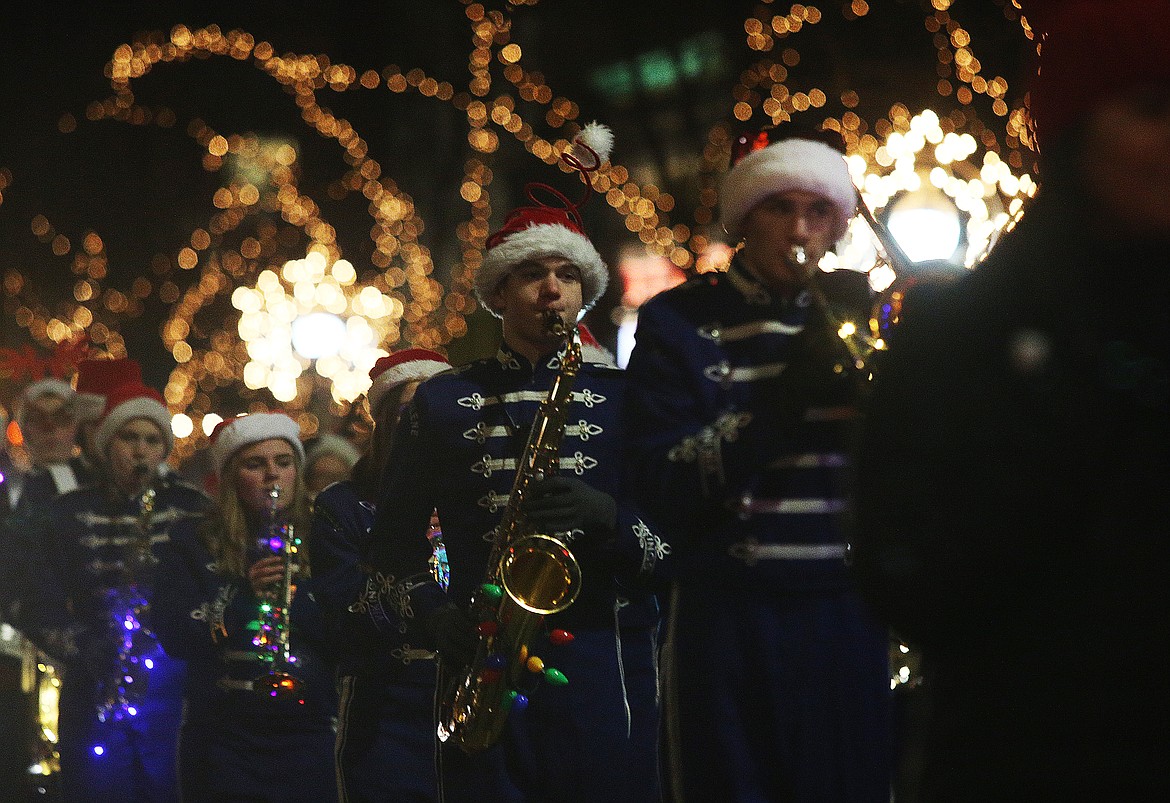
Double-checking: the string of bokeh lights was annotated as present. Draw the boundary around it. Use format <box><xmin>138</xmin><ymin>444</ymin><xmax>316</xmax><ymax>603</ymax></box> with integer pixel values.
<box><xmin>2</xmin><ymin>0</ymin><xmax>1042</xmax><ymax>463</ymax></box>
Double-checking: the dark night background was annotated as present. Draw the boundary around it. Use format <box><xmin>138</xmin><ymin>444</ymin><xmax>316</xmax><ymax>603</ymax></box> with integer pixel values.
<box><xmin>0</xmin><ymin>0</ymin><xmax>1031</xmax><ymax>401</ymax></box>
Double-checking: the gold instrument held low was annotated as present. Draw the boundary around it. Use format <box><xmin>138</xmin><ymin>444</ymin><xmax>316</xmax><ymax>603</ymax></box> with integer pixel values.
<box><xmin>438</xmin><ymin>310</ymin><xmax>583</xmax><ymax>754</ymax></box>
<box><xmin>95</xmin><ymin>475</ymin><xmax>161</xmax><ymax>723</ymax></box>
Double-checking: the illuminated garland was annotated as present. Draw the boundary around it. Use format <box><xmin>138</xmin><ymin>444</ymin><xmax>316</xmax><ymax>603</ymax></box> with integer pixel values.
<box><xmin>1</xmin><ymin>0</ymin><xmax>1041</xmax><ymax>464</ymax></box>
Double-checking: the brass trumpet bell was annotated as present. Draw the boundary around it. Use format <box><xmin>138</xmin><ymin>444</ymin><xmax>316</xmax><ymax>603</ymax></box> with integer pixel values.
<box><xmin>500</xmin><ymin>534</ymin><xmax>581</xmax><ymax>615</ymax></box>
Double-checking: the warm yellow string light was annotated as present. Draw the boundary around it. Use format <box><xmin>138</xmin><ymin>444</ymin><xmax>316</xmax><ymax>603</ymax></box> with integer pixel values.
<box><xmin>1</xmin><ymin>1</ymin><xmax>1038</xmax><ymax>463</ymax></box>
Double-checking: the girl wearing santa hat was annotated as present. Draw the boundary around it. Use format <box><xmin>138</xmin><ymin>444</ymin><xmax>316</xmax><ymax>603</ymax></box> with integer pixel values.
<box><xmin>152</xmin><ymin>412</ymin><xmax>338</xmax><ymax>802</ymax></box>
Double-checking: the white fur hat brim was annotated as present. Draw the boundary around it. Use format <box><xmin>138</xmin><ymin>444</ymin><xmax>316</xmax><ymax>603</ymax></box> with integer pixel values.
<box><xmin>306</xmin><ymin>433</ymin><xmax>362</xmax><ymax>471</ymax></box>
<box><xmin>93</xmin><ymin>397</ymin><xmax>174</xmax><ymax>459</ymax></box>
<box><xmin>16</xmin><ymin>378</ymin><xmax>76</xmax><ymax>430</ymax></box>
<box><xmin>367</xmin><ymin>359</ymin><xmax>451</xmax><ymax>416</ymax></box>
<box><xmin>210</xmin><ymin>412</ymin><xmax>304</xmax><ymax>478</ymax></box>
<box><xmin>475</xmin><ymin>223</ymin><xmax>608</xmax><ymax>318</ymax></box>
<box><xmin>720</xmin><ymin>138</ymin><xmax>857</xmax><ymax>240</ymax></box>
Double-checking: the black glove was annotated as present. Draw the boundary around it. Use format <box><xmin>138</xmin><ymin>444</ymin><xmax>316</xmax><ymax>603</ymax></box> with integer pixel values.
<box><xmin>524</xmin><ymin>476</ymin><xmax>617</xmax><ymax>541</ymax></box>
<box><xmin>424</xmin><ymin>602</ymin><xmax>478</xmax><ymax>668</ymax></box>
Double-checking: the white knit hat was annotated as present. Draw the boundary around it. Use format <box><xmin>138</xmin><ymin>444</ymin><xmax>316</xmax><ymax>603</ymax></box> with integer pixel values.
<box><xmin>15</xmin><ymin>378</ymin><xmax>76</xmax><ymax>431</ymax></box>
<box><xmin>209</xmin><ymin>412</ymin><xmax>304</xmax><ymax>478</ymax></box>
<box><xmin>92</xmin><ymin>381</ymin><xmax>174</xmax><ymax>458</ymax></box>
<box><xmin>367</xmin><ymin>348</ymin><xmax>451</xmax><ymax>416</ymax></box>
<box><xmin>305</xmin><ymin>433</ymin><xmax>362</xmax><ymax>472</ymax></box>
<box><xmin>475</xmin><ymin>122</ymin><xmax>614</xmax><ymax>317</ymax></box>
<box><xmin>720</xmin><ymin>136</ymin><xmax>857</xmax><ymax>240</ymax></box>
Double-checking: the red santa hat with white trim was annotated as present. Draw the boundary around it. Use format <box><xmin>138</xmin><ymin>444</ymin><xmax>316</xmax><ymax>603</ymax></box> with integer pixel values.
<box><xmin>367</xmin><ymin>348</ymin><xmax>451</xmax><ymax>416</ymax></box>
<box><xmin>71</xmin><ymin>357</ymin><xmax>143</xmax><ymax>423</ymax></box>
<box><xmin>92</xmin><ymin>381</ymin><xmax>174</xmax><ymax>458</ymax></box>
<box><xmin>475</xmin><ymin>122</ymin><xmax>615</xmax><ymax>317</ymax></box>
<box><xmin>15</xmin><ymin>378</ymin><xmax>75</xmax><ymax>431</ymax></box>
<box><xmin>208</xmin><ymin>412</ymin><xmax>304</xmax><ymax>478</ymax></box>
<box><xmin>720</xmin><ymin>124</ymin><xmax>857</xmax><ymax>241</ymax></box>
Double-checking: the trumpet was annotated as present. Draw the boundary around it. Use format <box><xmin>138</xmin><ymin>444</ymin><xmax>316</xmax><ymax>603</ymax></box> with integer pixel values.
<box><xmin>790</xmin><ymin>244</ymin><xmax>877</xmax><ymax>380</ymax></box>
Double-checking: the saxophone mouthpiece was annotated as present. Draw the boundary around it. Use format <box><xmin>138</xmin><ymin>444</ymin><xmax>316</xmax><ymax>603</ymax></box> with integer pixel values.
<box><xmin>542</xmin><ymin>309</ymin><xmax>571</xmax><ymax>338</ymax></box>
<box><xmin>787</xmin><ymin>245</ymin><xmax>809</xmax><ymax>269</ymax></box>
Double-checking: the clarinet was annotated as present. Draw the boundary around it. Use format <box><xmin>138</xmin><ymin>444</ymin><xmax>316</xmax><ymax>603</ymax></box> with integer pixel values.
<box><xmin>252</xmin><ymin>485</ymin><xmax>304</xmax><ymax>701</ymax></box>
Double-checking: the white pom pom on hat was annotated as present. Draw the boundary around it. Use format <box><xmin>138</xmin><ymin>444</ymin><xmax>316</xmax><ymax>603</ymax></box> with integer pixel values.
<box><xmin>475</xmin><ymin>122</ymin><xmax>614</xmax><ymax>317</ymax></box>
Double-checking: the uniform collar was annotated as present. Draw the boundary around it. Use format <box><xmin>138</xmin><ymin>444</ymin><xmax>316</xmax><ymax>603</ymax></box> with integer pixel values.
<box><xmin>727</xmin><ymin>256</ymin><xmax>811</xmax><ymax>311</ymax></box>
<box><xmin>496</xmin><ymin>342</ymin><xmax>564</xmax><ymax>373</ymax></box>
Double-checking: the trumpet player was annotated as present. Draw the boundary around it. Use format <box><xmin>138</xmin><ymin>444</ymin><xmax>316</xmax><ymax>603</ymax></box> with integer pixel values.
<box><xmin>625</xmin><ymin>123</ymin><xmax>891</xmax><ymax>801</ymax></box>
<box><xmin>13</xmin><ymin>379</ymin><xmax>208</xmax><ymax>801</ymax></box>
<box><xmin>152</xmin><ymin>413</ymin><xmax>338</xmax><ymax>802</ymax></box>
<box><xmin>360</xmin><ymin>124</ymin><xmax>665</xmax><ymax>802</ymax></box>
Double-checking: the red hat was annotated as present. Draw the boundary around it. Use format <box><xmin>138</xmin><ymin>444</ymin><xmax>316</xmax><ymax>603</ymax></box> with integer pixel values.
<box><xmin>92</xmin><ymin>381</ymin><xmax>173</xmax><ymax>458</ymax></box>
<box><xmin>209</xmin><ymin>412</ymin><xmax>304</xmax><ymax>478</ymax></box>
<box><xmin>72</xmin><ymin>358</ymin><xmax>142</xmax><ymax>423</ymax></box>
<box><xmin>1023</xmin><ymin>0</ymin><xmax>1170</xmax><ymax>153</ymax></box>
<box><xmin>721</xmin><ymin>124</ymin><xmax>856</xmax><ymax>240</ymax></box>
<box><xmin>476</xmin><ymin>122</ymin><xmax>614</xmax><ymax>317</ymax></box>
<box><xmin>577</xmin><ymin>322</ymin><xmax>616</xmax><ymax>366</ymax></box>
<box><xmin>367</xmin><ymin>348</ymin><xmax>451</xmax><ymax>415</ymax></box>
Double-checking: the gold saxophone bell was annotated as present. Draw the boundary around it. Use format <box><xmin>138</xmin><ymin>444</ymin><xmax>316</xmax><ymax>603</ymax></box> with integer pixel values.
<box><xmin>438</xmin><ymin>314</ymin><xmax>585</xmax><ymax>753</ymax></box>
<box><xmin>500</xmin><ymin>534</ymin><xmax>581</xmax><ymax>615</ymax></box>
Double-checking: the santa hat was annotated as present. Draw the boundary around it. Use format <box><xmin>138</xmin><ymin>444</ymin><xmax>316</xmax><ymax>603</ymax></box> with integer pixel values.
<box><xmin>578</xmin><ymin>323</ymin><xmax>617</xmax><ymax>367</ymax></box>
<box><xmin>305</xmin><ymin>433</ymin><xmax>363</xmax><ymax>473</ymax></box>
<box><xmin>209</xmin><ymin>412</ymin><xmax>304</xmax><ymax>478</ymax></box>
<box><xmin>71</xmin><ymin>357</ymin><xmax>142</xmax><ymax>423</ymax></box>
<box><xmin>367</xmin><ymin>348</ymin><xmax>451</xmax><ymax>415</ymax></box>
<box><xmin>476</xmin><ymin>122</ymin><xmax>614</xmax><ymax>317</ymax></box>
<box><xmin>15</xmin><ymin>378</ymin><xmax>76</xmax><ymax>431</ymax></box>
<box><xmin>1021</xmin><ymin>0</ymin><xmax>1170</xmax><ymax>154</ymax></box>
<box><xmin>720</xmin><ymin>126</ymin><xmax>857</xmax><ymax>241</ymax></box>
<box><xmin>92</xmin><ymin>381</ymin><xmax>174</xmax><ymax>458</ymax></box>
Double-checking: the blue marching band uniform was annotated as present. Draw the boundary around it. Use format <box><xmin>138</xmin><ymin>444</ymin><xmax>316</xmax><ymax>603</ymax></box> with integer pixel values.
<box><xmin>624</xmin><ymin>257</ymin><xmax>892</xmax><ymax>801</ymax></box>
<box><xmin>151</xmin><ymin>513</ymin><xmax>339</xmax><ymax>802</ymax></box>
<box><xmin>358</xmin><ymin>344</ymin><xmax>665</xmax><ymax>802</ymax></box>
<box><xmin>310</xmin><ymin>477</ymin><xmax>441</xmax><ymax>801</ymax></box>
<box><xmin>13</xmin><ymin>470</ymin><xmax>208</xmax><ymax>801</ymax></box>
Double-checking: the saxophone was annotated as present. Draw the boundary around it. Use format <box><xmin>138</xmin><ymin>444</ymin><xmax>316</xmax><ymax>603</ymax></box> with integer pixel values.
<box><xmin>438</xmin><ymin>310</ymin><xmax>584</xmax><ymax>753</ymax></box>
<box><xmin>251</xmin><ymin>485</ymin><xmax>304</xmax><ymax>700</ymax></box>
